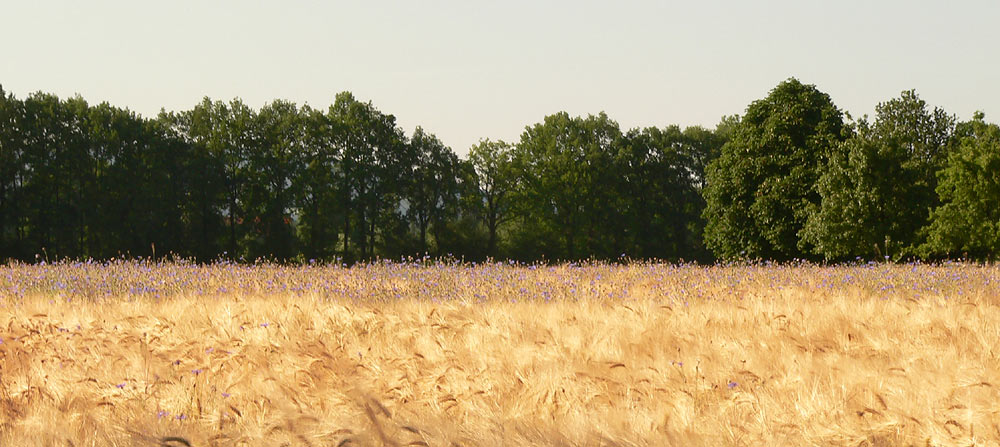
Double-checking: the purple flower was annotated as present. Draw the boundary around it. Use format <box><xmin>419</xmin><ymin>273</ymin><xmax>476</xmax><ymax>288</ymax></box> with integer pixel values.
<box><xmin>727</xmin><ymin>380</ymin><xmax>738</xmax><ymax>389</ymax></box>
<box><xmin>116</xmin><ymin>382</ymin><xmax>126</xmax><ymax>389</ymax></box>
<box><xmin>221</xmin><ymin>392</ymin><xmax>231</xmax><ymax>398</ymax></box>
<box><xmin>175</xmin><ymin>414</ymin><xmax>187</xmax><ymax>420</ymax></box>
<box><xmin>192</xmin><ymin>369</ymin><xmax>203</xmax><ymax>375</ymax></box>
<box><xmin>260</xmin><ymin>322</ymin><xmax>270</xmax><ymax>328</ymax></box>
<box><xmin>157</xmin><ymin>410</ymin><xmax>169</xmax><ymax>419</ymax></box>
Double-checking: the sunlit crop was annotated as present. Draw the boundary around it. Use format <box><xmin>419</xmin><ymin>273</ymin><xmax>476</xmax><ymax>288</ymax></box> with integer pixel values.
<box><xmin>2</xmin><ymin>260</ymin><xmax>999</xmax><ymax>446</ymax></box>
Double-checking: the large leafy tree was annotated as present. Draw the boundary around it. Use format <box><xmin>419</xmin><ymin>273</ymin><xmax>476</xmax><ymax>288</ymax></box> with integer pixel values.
<box><xmin>921</xmin><ymin>113</ymin><xmax>1000</xmax><ymax>260</ymax></box>
<box><xmin>246</xmin><ymin>100</ymin><xmax>304</xmax><ymax>260</ymax></box>
<box><xmin>87</xmin><ymin>103</ymin><xmax>163</xmax><ymax>257</ymax></box>
<box><xmin>295</xmin><ymin>105</ymin><xmax>343</xmax><ymax>261</ymax></box>
<box><xmin>15</xmin><ymin>93</ymin><xmax>90</xmax><ymax>258</ymax></box>
<box><xmin>329</xmin><ymin>92</ymin><xmax>411</xmax><ymax>260</ymax></box>
<box><xmin>140</xmin><ymin>113</ymin><xmax>200</xmax><ymax>259</ymax></box>
<box><xmin>435</xmin><ymin>158</ymin><xmax>487</xmax><ymax>260</ymax></box>
<box><xmin>0</xmin><ymin>86</ymin><xmax>22</xmax><ymax>259</ymax></box>
<box><xmin>157</xmin><ymin>110</ymin><xmax>227</xmax><ymax>261</ymax></box>
<box><xmin>703</xmin><ymin>78</ymin><xmax>846</xmax><ymax>260</ymax></box>
<box><xmin>175</xmin><ymin>98</ymin><xmax>255</xmax><ymax>258</ymax></box>
<box><xmin>618</xmin><ymin>125</ymin><xmax>722</xmax><ymax>261</ymax></box>
<box><xmin>468</xmin><ymin>138</ymin><xmax>516</xmax><ymax>257</ymax></box>
<box><xmin>513</xmin><ymin>112</ymin><xmax>624</xmax><ymax>260</ymax></box>
<box><xmin>407</xmin><ymin>127</ymin><xmax>460</xmax><ymax>254</ymax></box>
<box><xmin>802</xmin><ymin>90</ymin><xmax>955</xmax><ymax>260</ymax></box>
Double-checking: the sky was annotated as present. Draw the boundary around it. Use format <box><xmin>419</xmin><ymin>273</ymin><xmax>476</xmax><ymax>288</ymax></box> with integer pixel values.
<box><xmin>3</xmin><ymin>0</ymin><xmax>998</xmax><ymax>156</ymax></box>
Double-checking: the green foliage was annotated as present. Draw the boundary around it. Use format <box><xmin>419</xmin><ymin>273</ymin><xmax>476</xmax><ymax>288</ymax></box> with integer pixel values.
<box><xmin>921</xmin><ymin>113</ymin><xmax>1000</xmax><ymax>259</ymax></box>
<box><xmin>3</xmin><ymin>81</ymin><xmax>999</xmax><ymax>263</ymax></box>
<box><xmin>802</xmin><ymin>90</ymin><xmax>955</xmax><ymax>260</ymax></box>
<box><xmin>703</xmin><ymin>79</ymin><xmax>846</xmax><ymax>261</ymax></box>
<box><xmin>0</xmin><ymin>86</ymin><xmax>726</xmax><ymax>263</ymax></box>
<box><xmin>0</xmin><ymin>90</ymin><xmax>209</xmax><ymax>261</ymax></box>
<box><xmin>618</xmin><ymin>125</ymin><xmax>720</xmax><ymax>261</ymax></box>
<box><xmin>156</xmin><ymin>109</ymin><xmax>228</xmax><ymax>261</ymax></box>
<box><xmin>507</xmin><ymin>112</ymin><xmax>723</xmax><ymax>261</ymax></box>
<box><xmin>407</xmin><ymin>127</ymin><xmax>463</xmax><ymax>255</ymax></box>
<box><xmin>467</xmin><ymin>138</ymin><xmax>516</xmax><ymax>257</ymax></box>
<box><xmin>246</xmin><ymin>100</ymin><xmax>304</xmax><ymax>260</ymax></box>
<box><xmin>512</xmin><ymin>112</ymin><xmax>625</xmax><ymax>260</ymax></box>
<box><xmin>295</xmin><ymin>105</ymin><xmax>342</xmax><ymax>261</ymax></box>
<box><xmin>0</xmin><ymin>85</ymin><xmax>21</xmax><ymax>258</ymax></box>
<box><xmin>328</xmin><ymin>92</ymin><xmax>411</xmax><ymax>261</ymax></box>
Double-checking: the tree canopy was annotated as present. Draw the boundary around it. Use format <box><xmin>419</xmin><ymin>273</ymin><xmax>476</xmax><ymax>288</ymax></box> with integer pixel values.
<box><xmin>703</xmin><ymin>79</ymin><xmax>846</xmax><ymax>261</ymax></box>
<box><xmin>921</xmin><ymin>113</ymin><xmax>1000</xmax><ymax>260</ymax></box>
<box><xmin>802</xmin><ymin>90</ymin><xmax>955</xmax><ymax>260</ymax></box>
<box><xmin>1</xmin><ymin>80</ymin><xmax>998</xmax><ymax>263</ymax></box>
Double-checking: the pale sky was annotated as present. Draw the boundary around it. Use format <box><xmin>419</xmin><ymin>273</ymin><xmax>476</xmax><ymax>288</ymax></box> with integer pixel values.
<box><xmin>3</xmin><ymin>1</ymin><xmax>998</xmax><ymax>156</ymax></box>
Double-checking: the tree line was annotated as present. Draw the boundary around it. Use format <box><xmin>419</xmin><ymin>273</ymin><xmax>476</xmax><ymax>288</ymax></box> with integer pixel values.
<box><xmin>1</xmin><ymin>79</ymin><xmax>997</xmax><ymax>263</ymax></box>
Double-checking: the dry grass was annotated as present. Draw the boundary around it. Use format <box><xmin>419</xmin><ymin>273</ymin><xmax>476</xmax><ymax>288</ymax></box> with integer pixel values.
<box><xmin>2</xmin><ymin>261</ymin><xmax>1000</xmax><ymax>446</ymax></box>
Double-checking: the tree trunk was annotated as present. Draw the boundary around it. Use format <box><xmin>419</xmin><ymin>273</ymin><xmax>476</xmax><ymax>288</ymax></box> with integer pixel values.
<box><xmin>419</xmin><ymin>215</ymin><xmax>428</xmax><ymax>254</ymax></box>
<box><xmin>487</xmin><ymin>216</ymin><xmax>497</xmax><ymax>257</ymax></box>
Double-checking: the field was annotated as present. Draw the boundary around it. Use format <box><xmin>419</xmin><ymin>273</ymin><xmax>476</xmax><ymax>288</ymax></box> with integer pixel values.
<box><xmin>1</xmin><ymin>261</ymin><xmax>999</xmax><ymax>446</ymax></box>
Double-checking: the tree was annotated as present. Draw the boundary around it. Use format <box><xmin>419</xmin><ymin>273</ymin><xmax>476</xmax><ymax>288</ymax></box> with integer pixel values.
<box><xmin>0</xmin><ymin>86</ymin><xmax>22</xmax><ymax>259</ymax></box>
<box><xmin>247</xmin><ymin>99</ymin><xmax>304</xmax><ymax>260</ymax></box>
<box><xmin>619</xmin><ymin>125</ymin><xmax>719</xmax><ymax>260</ymax></box>
<box><xmin>512</xmin><ymin>112</ymin><xmax>623</xmax><ymax>260</ymax></box>
<box><xmin>328</xmin><ymin>92</ymin><xmax>410</xmax><ymax>260</ymax></box>
<box><xmin>14</xmin><ymin>92</ymin><xmax>92</xmax><ymax>259</ymax></box>
<box><xmin>921</xmin><ymin>113</ymin><xmax>1000</xmax><ymax>260</ymax></box>
<box><xmin>802</xmin><ymin>90</ymin><xmax>955</xmax><ymax>260</ymax></box>
<box><xmin>87</xmin><ymin>102</ymin><xmax>165</xmax><ymax>257</ymax></box>
<box><xmin>173</xmin><ymin>99</ymin><xmax>239</xmax><ymax>258</ymax></box>
<box><xmin>295</xmin><ymin>105</ymin><xmax>343</xmax><ymax>261</ymax></box>
<box><xmin>436</xmin><ymin>159</ymin><xmax>489</xmax><ymax>260</ymax></box>
<box><xmin>407</xmin><ymin>127</ymin><xmax>460</xmax><ymax>254</ymax></box>
<box><xmin>141</xmin><ymin>113</ymin><xmax>199</xmax><ymax>259</ymax></box>
<box><xmin>158</xmin><ymin>110</ymin><xmax>227</xmax><ymax>261</ymax></box>
<box><xmin>176</xmin><ymin>98</ymin><xmax>255</xmax><ymax>258</ymax></box>
<box><xmin>680</xmin><ymin>124</ymin><xmax>728</xmax><ymax>191</ymax></box>
<box><xmin>702</xmin><ymin>78</ymin><xmax>846</xmax><ymax>260</ymax></box>
<box><xmin>467</xmin><ymin>138</ymin><xmax>516</xmax><ymax>257</ymax></box>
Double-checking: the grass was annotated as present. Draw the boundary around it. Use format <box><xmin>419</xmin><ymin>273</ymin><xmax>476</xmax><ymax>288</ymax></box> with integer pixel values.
<box><xmin>1</xmin><ymin>260</ymin><xmax>999</xmax><ymax>446</ymax></box>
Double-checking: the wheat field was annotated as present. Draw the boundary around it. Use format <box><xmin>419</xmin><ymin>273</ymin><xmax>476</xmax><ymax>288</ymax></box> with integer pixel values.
<box><xmin>1</xmin><ymin>260</ymin><xmax>999</xmax><ymax>446</ymax></box>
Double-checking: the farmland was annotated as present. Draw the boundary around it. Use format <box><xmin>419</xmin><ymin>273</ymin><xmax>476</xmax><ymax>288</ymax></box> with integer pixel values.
<box><xmin>1</xmin><ymin>261</ymin><xmax>999</xmax><ymax>446</ymax></box>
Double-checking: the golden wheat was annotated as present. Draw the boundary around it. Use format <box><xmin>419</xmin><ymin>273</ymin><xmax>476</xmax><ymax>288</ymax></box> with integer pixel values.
<box><xmin>1</xmin><ymin>262</ymin><xmax>999</xmax><ymax>446</ymax></box>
